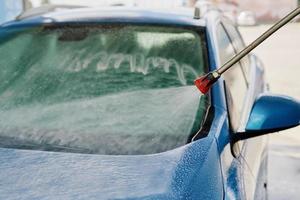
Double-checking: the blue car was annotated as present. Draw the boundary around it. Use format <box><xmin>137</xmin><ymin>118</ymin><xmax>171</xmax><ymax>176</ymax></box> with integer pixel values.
<box><xmin>0</xmin><ymin>5</ymin><xmax>299</xmax><ymax>200</ymax></box>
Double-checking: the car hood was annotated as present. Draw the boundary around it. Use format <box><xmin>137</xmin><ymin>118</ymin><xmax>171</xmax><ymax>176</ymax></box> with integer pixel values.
<box><xmin>0</xmin><ymin>136</ymin><xmax>223</xmax><ymax>200</ymax></box>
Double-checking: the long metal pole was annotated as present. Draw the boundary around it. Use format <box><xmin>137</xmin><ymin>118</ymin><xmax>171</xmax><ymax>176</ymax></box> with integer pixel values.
<box><xmin>216</xmin><ymin>6</ymin><xmax>300</xmax><ymax>75</ymax></box>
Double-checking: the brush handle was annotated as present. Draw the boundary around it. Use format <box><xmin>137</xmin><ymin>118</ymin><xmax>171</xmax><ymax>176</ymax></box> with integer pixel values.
<box><xmin>217</xmin><ymin>6</ymin><xmax>300</xmax><ymax>75</ymax></box>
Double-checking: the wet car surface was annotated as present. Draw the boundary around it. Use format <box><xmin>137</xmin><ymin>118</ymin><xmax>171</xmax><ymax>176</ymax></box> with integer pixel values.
<box><xmin>0</xmin><ymin>6</ymin><xmax>299</xmax><ymax>200</ymax></box>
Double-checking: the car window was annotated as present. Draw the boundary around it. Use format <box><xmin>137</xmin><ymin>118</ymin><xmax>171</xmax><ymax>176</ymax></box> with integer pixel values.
<box><xmin>216</xmin><ymin>23</ymin><xmax>247</xmax><ymax>130</ymax></box>
<box><xmin>0</xmin><ymin>25</ymin><xmax>209</xmax><ymax>155</ymax></box>
<box><xmin>222</xmin><ymin>21</ymin><xmax>251</xmax><ymax>83</ymax></box>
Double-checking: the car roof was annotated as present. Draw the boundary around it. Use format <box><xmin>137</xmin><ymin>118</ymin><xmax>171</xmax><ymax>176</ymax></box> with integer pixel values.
<box><xmin>1</xmin><ymin>7</ymin><xmax>207</xmax><ymax>28</ymax></box>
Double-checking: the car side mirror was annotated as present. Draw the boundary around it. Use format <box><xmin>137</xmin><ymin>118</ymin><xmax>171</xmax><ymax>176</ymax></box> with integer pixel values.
<box><xmin>233</xmin><ymin>93</ymin><xmax>300</xmax><ymax>142</ymax></box>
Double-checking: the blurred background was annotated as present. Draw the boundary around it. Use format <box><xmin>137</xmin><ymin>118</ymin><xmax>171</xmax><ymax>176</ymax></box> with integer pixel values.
<box><xmin>0</xmin><ymin>0</ymin><xmax>299</xmax><ymax>199</ymax></box>
<box><xmin>1</xmin><ymin>0</ymin><xmax>300</xmax><ymax>24</ymax></box>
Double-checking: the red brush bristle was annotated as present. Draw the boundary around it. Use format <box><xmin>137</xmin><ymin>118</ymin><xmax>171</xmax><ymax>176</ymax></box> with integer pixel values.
<box><xmin>194</xmin><ymin>72</ymin><xmax>220</xmax><ymax>94</ymax></box>
<box><xmin>194</xmin><ymin>76</ymin><xmax>211</xmax><ymax>94</ymax></box>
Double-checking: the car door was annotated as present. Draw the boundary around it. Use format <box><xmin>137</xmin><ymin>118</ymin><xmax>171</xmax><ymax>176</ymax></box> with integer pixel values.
<box><xmin>221</xmin><ymin>21</ymin><xmax>268</xmax><ymax>200</ymax></box>
<box><xmin>223</xmin><ymin>20</ymin><xmax>267</xmax><ymax>199</ymax></box>
<box><xmin>214</xmin><ymin>21</ymin><xmax>252</xmax><ymax>200</ymax></box>
<box><xmin>215</xmin><ymin>21</ymin><xmax>267</xmax><ymax>200</ymax></box>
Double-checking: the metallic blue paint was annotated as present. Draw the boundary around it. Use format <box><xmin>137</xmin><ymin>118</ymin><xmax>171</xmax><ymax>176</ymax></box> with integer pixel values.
<box><xmin>246</xmin><ymin>93</ymin><xmax>300</xmax><ymax>132</ymax></box>
<box><xmin>1</xmin><ymin>8</ymin><xmax>205</xmax><ymax>29</ymax></box>
<box><xmin>0</xmin><ymin>135</ymin><xmax>223</xmax><ymax>199</ymax></box>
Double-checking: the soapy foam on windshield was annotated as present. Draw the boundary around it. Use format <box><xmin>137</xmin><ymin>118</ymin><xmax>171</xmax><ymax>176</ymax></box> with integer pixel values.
<box><xmin>64</xmin><ymin>51</ymin><xmax>198</xmax><ymax>86</ymax></box>
<box><xmin>0</xmin><ymin>86</ymin><xmax>205</xmax><ymax>154</ymax></box>
<box><xmin>0</xmin><ymin>27</ymin><xmax>206</xmax><ymax>154</ymax></box>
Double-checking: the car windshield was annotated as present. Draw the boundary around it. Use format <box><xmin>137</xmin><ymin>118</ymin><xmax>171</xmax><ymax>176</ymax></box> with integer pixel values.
<box><xmin>0</xmin><ymin>24</ymin><xmax>209</xmax><ymax>155</ymax></box>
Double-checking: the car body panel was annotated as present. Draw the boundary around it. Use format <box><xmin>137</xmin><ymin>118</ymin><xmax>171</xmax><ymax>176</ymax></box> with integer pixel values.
<box><xmin>0</xmin><ymin>132</ymin><xmax>223</xmax><ymax>200</ymax></box>
<box><xmin>1</xmin><ymin>7</ymin><xmax>206</xmax><ymax>28</ymax></box>
<box><xmin>204</xmin><ymin>12</ymin><xmax>268</xmax><ymax>200</ymax></box>
<box><xmin>241</xmin><ymin>55</ymin><xmax>268</xmax><ymax>200</ymax></box>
